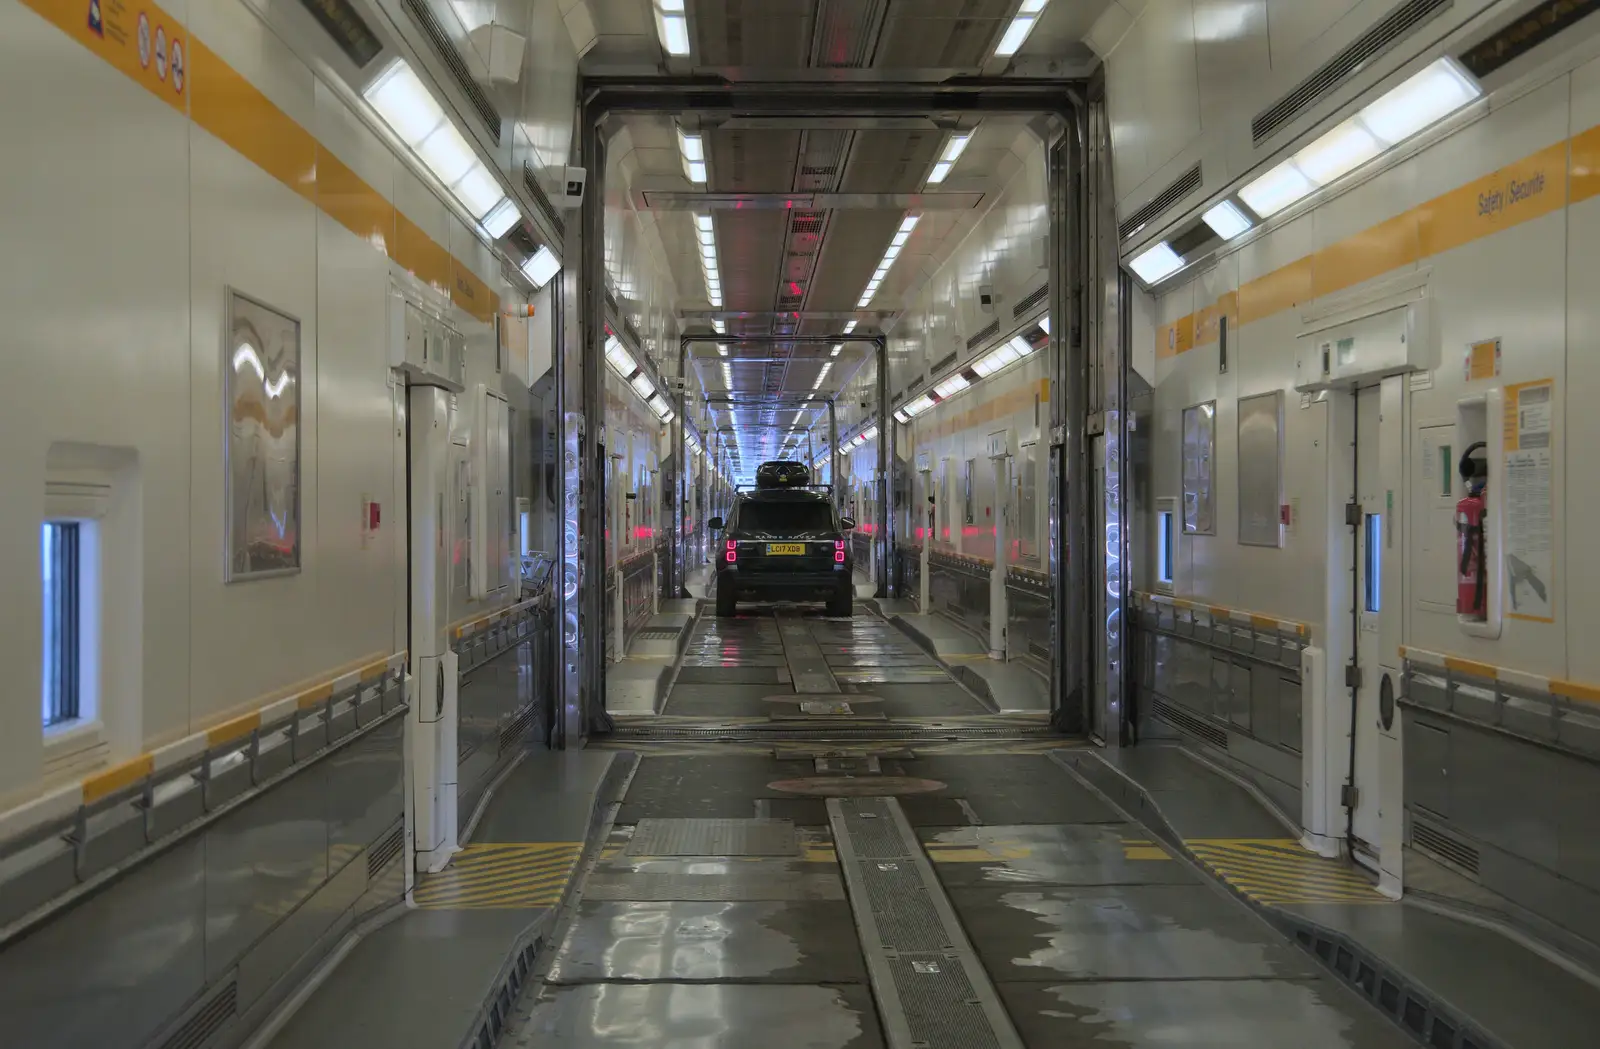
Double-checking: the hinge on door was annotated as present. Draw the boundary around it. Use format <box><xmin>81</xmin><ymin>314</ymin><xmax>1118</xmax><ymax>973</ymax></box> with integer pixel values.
<box><xmin>1341</xmin><ymin>783</ymin><xmax>1361</xmax><ymax>809</ymax></box>
<box><xmin>1345</xmin><ymin>663</ymin><xmax>1363</xmax><ymax>689</ymax></box>
<box><xmin>1345</xmin><ymin>502</ymin><xmax>1362</xmax><ymax>527</ymax></box>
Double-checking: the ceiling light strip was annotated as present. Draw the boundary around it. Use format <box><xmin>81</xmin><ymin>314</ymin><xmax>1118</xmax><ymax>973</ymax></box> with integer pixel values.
<box><xmin>856</xmin><ymin>214</ymin><xmax>919</xmax><ymax>309</ymax></box>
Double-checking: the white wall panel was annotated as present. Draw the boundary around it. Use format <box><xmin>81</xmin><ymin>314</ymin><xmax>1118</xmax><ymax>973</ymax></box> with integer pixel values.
<box><xmin>1263</xmin><ymin>0</ymin><xmax>1360</xmax><ymax>64</ymax></box>
<box><xmin>184</xmin><ymin>125</ymin><xmax>321</xmax><ymax>736</ymax></box>
<box><xmin>0</xmin><ymin>2</ymin><xmax>194</xmax><ymax>798</ymax></box>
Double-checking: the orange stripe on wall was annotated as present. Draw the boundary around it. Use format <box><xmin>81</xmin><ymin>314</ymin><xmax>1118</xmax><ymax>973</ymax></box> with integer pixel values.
<box><xmin>319</xmin><ymin>152</ymin><xmax>395</xmax><ymax>254</ymax></box>
<box><xmin>190</xmin><ymin>39</ymin><xmax>317</xmax><ymax>202</ymax></box>
<box><xmin>20</xmin><ymin>0</ymin><xmax>503</xmax><ymax>322</ymax></box>
<box><xmin>1159</xmin><ymin>137</ymin><xmax>1575</xmax><ymax>353</ymax></box>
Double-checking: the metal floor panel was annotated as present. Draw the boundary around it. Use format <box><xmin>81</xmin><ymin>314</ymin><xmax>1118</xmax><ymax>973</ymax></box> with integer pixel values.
<box><xmin>546</xmin><ymin>900</ymin><xmax>868</xmax><ymax>983</ymax></box>
<box><xmin>778</xmin><ymin>619</ymin><xmax>842</xmax><ymax>693</ymax></box>
<box><xmin>627</xmin><ymin>818</ymin><xmax>800</xmax><ymax>857</ymax></box>
<box><xmin>830</xmin><ymin>797</ymin><xmax>1024</xmax><ymax>1049</ymax></box>
<box><xmin>580</xmin><ymin>870</ymin><xmax>846</xmax><ymax>902</ymax></box>
<box><xmin>507</xmin><ymin>984</ymin><xmax>885</xmax><ymax>1049</ymax></box>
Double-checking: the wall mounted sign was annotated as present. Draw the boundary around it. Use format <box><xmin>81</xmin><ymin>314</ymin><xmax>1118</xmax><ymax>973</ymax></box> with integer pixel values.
<box><xmin>224</xmin><ymin>289</ymin><xmax>302</xmax><ymax>581</ymax></box>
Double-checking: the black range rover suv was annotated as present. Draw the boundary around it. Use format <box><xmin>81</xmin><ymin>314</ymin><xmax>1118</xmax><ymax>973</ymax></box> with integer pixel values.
<box><xmin>708</xmin><ymin>461</ymin><xmax>855</xmax><ymax>618</ymax></box>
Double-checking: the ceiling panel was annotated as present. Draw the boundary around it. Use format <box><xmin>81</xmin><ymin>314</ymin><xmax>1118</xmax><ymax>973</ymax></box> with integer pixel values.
<box><xmin>873</xmin><ymin>0</ymin><xmax>1015</xmax><ymax>69</ymax></box>
<box><xmin>709</xmin><ymin>129</ymin><xmax>801</xmax><ymax>192</ymax></box>
<box><xmin>695</xmin><ymin>0</ymin><xmax>818</xmax><ymax>68</ymax></box>
<box><xmin>840</xmin><ymin>129</ymin><xmax>945</xmax><ymax>193</ymax></box>
<box><xmin>715</xmin><ymin>209</ymin><xmax>791</xmax><ymax>314</ymax></box>
<box><xmin>804</xmin><ymin>209</ymin><xmax>910</xmax><ymax>312</ymax></box>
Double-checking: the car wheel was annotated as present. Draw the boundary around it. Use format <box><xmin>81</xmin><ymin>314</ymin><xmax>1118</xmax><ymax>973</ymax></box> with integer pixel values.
<box><xmin>716</xmin><ymin>582</ymin><xmax>737</xmax><ymax>618</ymax></box>
<box><xmin>826</xmin><ymin>588</ymin><xmax>852</xmax><ymax>618</ymax></box>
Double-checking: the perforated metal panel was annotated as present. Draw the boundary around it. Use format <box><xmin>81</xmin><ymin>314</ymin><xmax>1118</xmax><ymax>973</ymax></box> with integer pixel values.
<box><xmin>627</xmin><ymin>818</ymin><xmax>800</xmax><ymax>857</ymax></box>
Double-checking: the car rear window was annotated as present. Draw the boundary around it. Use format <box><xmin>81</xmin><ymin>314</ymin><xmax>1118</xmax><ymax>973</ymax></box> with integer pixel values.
<box><xmin>736</xmin><ymin>501</ymin><xmax>834</xmax><ymax>533</ymax></box>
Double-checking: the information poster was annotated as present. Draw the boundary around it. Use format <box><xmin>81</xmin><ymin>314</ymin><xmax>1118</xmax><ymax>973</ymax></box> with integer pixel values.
<box><xmin>1503</xmin><ymin>379</ymin><xmax>1555</xmax><ymax>622</ymax></box>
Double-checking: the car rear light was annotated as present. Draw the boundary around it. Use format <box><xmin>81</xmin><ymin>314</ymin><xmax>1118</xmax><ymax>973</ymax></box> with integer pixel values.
<box><xmin>726</xmin><ymin>539</ymin><xmax>737</xmax><ymax>563</ymax></box>
<box><xmin>834</xmin><ymin>538</ymin><xmax>846</xmax><ymax>564</ymax></box>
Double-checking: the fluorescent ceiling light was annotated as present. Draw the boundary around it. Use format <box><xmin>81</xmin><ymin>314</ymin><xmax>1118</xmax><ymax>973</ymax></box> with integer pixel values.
<box><xmin>1239</xmin><ymin>161</ymin><xmax>1314</xmax><ymax>217</ymax></box>
<box><xmin>1361</xmin><ymin>57</ymin><xmax>1480</xmax><ymax>145</ymax></box>
<box><xmin>1128</xmin><ymin>241</ymin><xmax>1185</xmax><ymax>285</ymax></box>
<box><xmin>712</xmin><ymin>319</ymin><xmax>725</xmax><ymax>333</ymax></box>
<box><xmin>1038</xmin><ymin>316</ymin><xmax>1050</xmax><ymax>334</ymax></box>
<box><xmin>521</xmin><ymin>245</ymin><xmax>561</xmax><ymax>288</ymax></box>
<box><xmin>1293</xmin><ymin>119</ymin><xmax>1380</xmax><ymax>186</ymax></box>
<box><xmin>1239</xmin><ymin>58</ymin><xmax>1481</xmax><ymax>219</ymax></box>
<box><xmin>973</xmin><ymin>342</ymin><xmax>1020</xmax><ymax>378</ymax></box>
<box><xmin>933</xmin><ymin>373</ymin><xmax>969</xmax><ymax>398</ymax></box>
<box><xmin>364</xmin><ymin>59</ymin><xmax>513</xmax><ymax>225</ymax></box>
<box><xmin>927</xmin><ymin>133</ymin><xmax>971</xmax><ymax>183</ymax></box>
<box><xmin>481</xmin><ymin>198</ymin><xmax>520</xmax><ymax>239</ymax></box>
<box><xmin>605</xmin><ymin>335</ymin><xmax>637</xmax><ymax>376</ymax></box>
<box><xmin>894</xmin><ymin>409</ymin><xmax>910</xmax><ymax>423</ymax></box>
<box><xmin>995</xmin><ymin>1</ymin><xmax>1048</xmax><ymax>57</ymax></box>
<box><xmin>695</xmin><ymin>212</ymin><xmax>722</xmax><ymax>307</ymax></box>
<box><xmin>678</xmin><ymin>128</ymin><xmax>708</xmax><ymax>183</ymax></box>
<box><xmin>831</xmin><ymin>344</ymin><xmax>842</xmax><ymax>357</ymax></box>
<box><xmin>857</xmin><ymin>214</ymin><xmax>919</xmax><ymax>308</ymax></box>
<box><xmin>903</xmin><ymin>394</ymin><xmax>935</xmax><ymax>417</ymax></box>
<box><xmin>1009</xmin><ymin>334</ymin><xmax>1035</xmax><ymax>356</ymax></box>
<box><xmin>843</xmin><ymin>320</ymin><xmax>858</xmax><ymax>334</ymax></box>
<box><xmin>1201</xmin><ymin>200</ymin><xmax>1252</xmax><ymax>241</ymax></box>
<box><xmin>630</xmin><ymin>373</ymin><xmax>657</xmax><ymax>400</ymax></box>
<box><xmin>863</xmin><ymin>426</ymin><xmax>879</xmax><ymax>441</ymax></box>
<box><xmin>655</xmin><ymin>1</ymin><xmax>691</xmax><ymax>56</ymax></box>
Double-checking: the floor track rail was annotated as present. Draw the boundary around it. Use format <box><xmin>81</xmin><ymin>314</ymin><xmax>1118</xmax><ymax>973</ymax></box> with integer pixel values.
<box><xmin>829</xmin><ymin>796</ymin><xmax>1023</xmax><ymax>1049</ymax></box>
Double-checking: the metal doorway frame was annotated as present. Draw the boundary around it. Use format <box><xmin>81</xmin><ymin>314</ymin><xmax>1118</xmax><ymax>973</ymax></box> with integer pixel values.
<box><xmin>555</xmin><ymin>76</ymin><xmax>1120</xmax><ymax>746</ymax></box>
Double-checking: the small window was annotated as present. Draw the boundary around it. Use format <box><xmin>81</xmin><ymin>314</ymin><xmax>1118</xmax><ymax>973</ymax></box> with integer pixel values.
<box><xmin>41</xmin><ymin>522</ymin><xmax>82</xmax><ymax>727</ymax></box>
<box><xmin>1439</xmin><ymin>443</ymin><xmax>1453</xmax><ymax>498</ymax></box>
<box><xmin>1157</xmin><ymin>510</ymin><xmax>1175</xmax><ymax>587</ymax></box>
<box><xmin>1364</xmin><ymin>513</ymin><xmax>1382</xmax><ymax>613</ymax></box>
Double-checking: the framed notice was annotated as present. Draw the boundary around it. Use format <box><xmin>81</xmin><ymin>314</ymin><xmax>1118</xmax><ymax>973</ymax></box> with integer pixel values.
<box><xmin>1502</xmin><ymin>378</ymin><xmax>1555</xmax><ymax>622</ymax></box>
<box><xmin>224</xmin><ymin>288</ymin><xmax>302</xmax><ymax>581</ymax></box>
<box><xmin>1182</xmin><ymin>400</ymin><xmax>1216</xmax><ymax>535</ymax></box>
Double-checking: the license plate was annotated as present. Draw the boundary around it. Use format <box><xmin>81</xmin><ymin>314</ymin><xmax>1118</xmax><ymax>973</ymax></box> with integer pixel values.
<box><xmin>767</xmin><ymin>543</ymin><xmax>806</xmax><ymax>556</ymax></box>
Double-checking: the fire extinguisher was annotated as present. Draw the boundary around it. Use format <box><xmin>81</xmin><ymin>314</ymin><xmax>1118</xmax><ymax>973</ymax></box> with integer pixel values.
<box><xmin>1456</xmin><ymin>441</ymin><xmax>1488</xmax><ymax>619</ymax></box>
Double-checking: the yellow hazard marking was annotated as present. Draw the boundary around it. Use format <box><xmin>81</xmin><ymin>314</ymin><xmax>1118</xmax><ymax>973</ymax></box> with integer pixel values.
<box><xmin>413</xmin><ymin>842</ymin><xmax>582</xmax><ymax>910</ymax></box>
<box><xmin>1121</xmin><ymin>839</ymin><xmax>1173</xmax><ymax>861</ymax></box>
<box><xmin>1186</xmin><ymin>838</ymin><xmax>1389</xmax><ymax>905</ymax></box>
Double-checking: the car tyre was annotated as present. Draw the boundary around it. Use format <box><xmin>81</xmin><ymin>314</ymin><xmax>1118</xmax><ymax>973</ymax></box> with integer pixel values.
<box><xmin>826</xmin><ymin>587</ymin><xmax>852</xmax><ymax>618</ymax></box>
<box><xmin>716</xmin><ymin>581</ymin><xmax>737</xmax><ymax>618</ymax></box>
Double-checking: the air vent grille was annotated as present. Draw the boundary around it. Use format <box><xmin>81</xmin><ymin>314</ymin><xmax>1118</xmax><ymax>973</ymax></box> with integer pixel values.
<box><xmin>792</xmin><ymin>214</ymin><xmax>825</xmax><ymax>234</ymax></box>
<box><xmin>964</xmin><ymin>320</ymin><xmax>999</xmax><ymax>351</ymax></box>
<box><xmin>368</xmin><ymin>825</ymin><xmax>404</xmax><ymax>878</ymax></box>
<box><xmin>1152</xmin><ymin>698</ymin><xmax>1229</xmax><ymax>750</ymax></box>
<box><xmin>1411</xmin><ymin>820</ymin><xmax>1480</xmax><ymax>875</ymax></box>
<box><xmin>930</xmin><ymin>350</ymin><xmax>959</xmax><ymax>374</ymax></box>
<box><xmin>401</xmin><ymin>0</ymin><xmax>502</xmax><ymax>145</ymax></box>
<box><xmin>522</xmin><ymin>162</ymin><xmax>566</xmax><ymax>240</ymax></box>
<box><xmin>499</xmin><ymin>703</ymin><xmax>536</xmax><ymax>751</ymax></box>
<box><xmin>1012</xmin><ymin>283</ymin><xmax>1049</xmax><ymax>317</ymax></box>
<box><xmin>158</xmin><ymin>981</ymin><xmax>238</xmax><ymax>1049</ymax></box>
<box><xmin>800</xmin><ymin>166</ymin><xmax>836</xmax><ymax>177</ymax></box>
<box><xmin>1252</xmin><ymin>0</ymin><xmax>1453</xmax><ymax>146</ymax></box>
<box><xmin>1118</xmin><ymin>164</ymin><xmax>1202</xmax><ymax>241</ymax></box>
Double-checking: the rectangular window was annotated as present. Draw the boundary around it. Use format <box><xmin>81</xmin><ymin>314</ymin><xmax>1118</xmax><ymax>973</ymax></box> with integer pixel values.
<box><xmin>41</xmin><ymin>522</ymin><xmax>82</xmax><ymax>727</ymax></box>
<box><xmin>1364</xmin><ymin>513</ymin><xmax>1382</xmax><ymax>613</ymax></box>
<box><xmin>1181</xmin><ymin>401</ymin><xmax>1216</xmax><ymax>534</ymax></box>
<box><xmin>1158</xmin><ymin>510</ymin><xmax>1175</xmax><ymax>587</ymax></box>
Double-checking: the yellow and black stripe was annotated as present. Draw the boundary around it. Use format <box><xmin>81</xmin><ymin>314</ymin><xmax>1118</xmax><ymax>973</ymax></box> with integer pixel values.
<box><xmin>413</xmin><ymin>842</ymin><xmax>582</xmax><ymax>910</ymax></box>
<box><xmin>1186</xmin><ymin>838</ymin><xmax>1388</xmax><ymax>906</ymax></box>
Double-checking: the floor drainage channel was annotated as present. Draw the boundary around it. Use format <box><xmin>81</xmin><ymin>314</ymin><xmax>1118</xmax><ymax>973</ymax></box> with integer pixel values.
<box><xmin>830</xmin><ymin>796</ymin><xmax>1023</xmax><ymax>1049</ymax></box>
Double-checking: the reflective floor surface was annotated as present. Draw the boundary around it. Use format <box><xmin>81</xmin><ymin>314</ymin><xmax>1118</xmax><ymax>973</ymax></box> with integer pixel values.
<box><xmin>501</xmin><ymin>603</ymin><xmax>1415</xmax><ymax>1049</ymax></box>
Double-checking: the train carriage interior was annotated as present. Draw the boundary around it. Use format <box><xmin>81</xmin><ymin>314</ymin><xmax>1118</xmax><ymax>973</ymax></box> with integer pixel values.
<box><xmin>6</xmin><ymin>1</ymin><xmax>1600</xmax><ymax>1047</ymax></box>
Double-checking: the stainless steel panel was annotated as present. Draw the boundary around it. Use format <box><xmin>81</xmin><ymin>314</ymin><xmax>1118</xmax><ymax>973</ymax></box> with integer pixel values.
<box><xmin>1407</xmin><ymin>672</ymin><xmax>1449</xmax><ymax>712</ymax></box>
<box><xmin>0</xmin><ymin>836</ymin><xmax>206</xmax><ymax>1049</ymax></box>
<box><xmin>1278</xmin><ymin>675</ymin><xmax>1303</xmax><ymax>752</ymax></box>
<box><xmin>0</xmin><ymin>836</ymin><xmax>76</xmax><ymax>928</ymax></box>
<box><xmin>1237</xmin><ymin>390</ymin><xmax>1283</xmax><ymax>547</ymax></box>
<box><xmin>1558</xmin><ymin>749</ymin><xmax>1600</xmax><ymax>893</ymax></box>
<box><xmin>204</xmin><ymin>763</ymin><xmax>329</xmax><ymax>979</ymax></box>
<box><xmin>1228</xmin><ymin>659</ymin><xmax>1252</xmax><ymax>730</ymax></box>
<box><xmin>1405</xmin><ymin>717</ymin><xmax>1451</xmax><ymax>818</ymax></box>
<box><xmin>1451</xmin><ymin>680</ymin><xmax>1497</xmax><ymax>724</ymax></box>
<box><xmin>1501</xmin><ymin>689</ymin><xmax>1557</xmax><ymax>740</ymax></box>
<box><xmin>1248</xmin><ymin>663</ymin><xmax>1279</xmax><ymax>743</ymax></box>
<box><xmin>1558</xmin><ymin>704</ymin><xmax>1600</xmax><ymax>758</ymax></box>
<box><xmin>1451</xmin><ymin>725</ymin><xmax>1559</xmax><ymax>869</ymax></box>
<box><xmin>147</xmin><ymin>775</ymin><xmax>206</xmax><ymax>838</ymax></box>
<box><xmin>236</xmin><ymin>846</ymin><xmax>366</xmax><ymax>1010</ymax></box>
<box><xmin>328</xmin><ymin>718</ymin><xmax>405</xmax><ymax>856</ymax></box>
<box><xmin>77</xmin><ymin>802</ymin><xmax>146</xmax><ymax>879</ymax></box>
